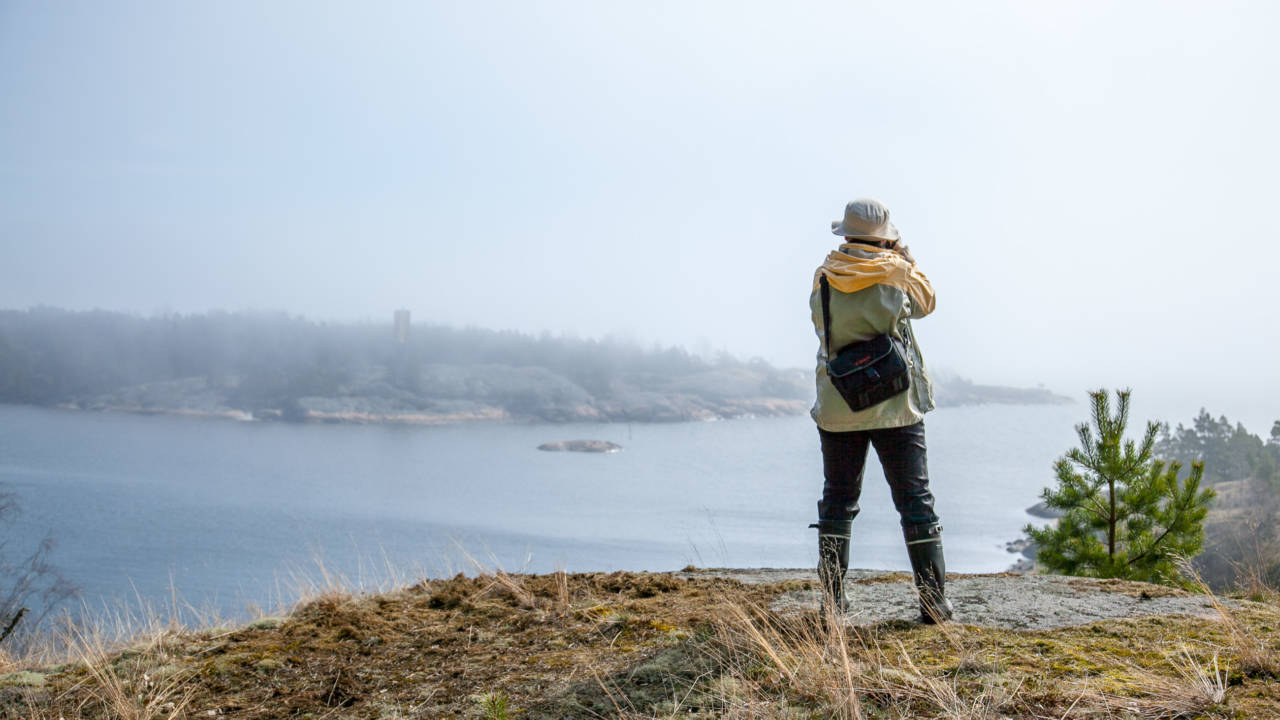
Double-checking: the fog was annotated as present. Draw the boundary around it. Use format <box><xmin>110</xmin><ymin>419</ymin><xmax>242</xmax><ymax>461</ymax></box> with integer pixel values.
<box><xmin>2</xmin><ymin>1</ymin><xmax>1277</xmax><ymax>431</ymax></box>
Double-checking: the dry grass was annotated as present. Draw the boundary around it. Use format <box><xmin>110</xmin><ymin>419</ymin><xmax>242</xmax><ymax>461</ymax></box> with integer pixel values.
<box><xmin>1177</xmin><ymin>556</ymin><xmax>1280</xmax><ymax>680</ymax></box>
<box><xmin>554</xmin><ymin>567</ymin><xmax>571</xmax><ymax>617</ymax></box>
<box><xmin>1206</xmin><ymin>593</ymin><xmax>1280</xmax><ymax>678</ymax></box>
<box><xmin>3</xmin><ymin>568</ymin><xmax>744</xmax><ymax>718</ymax></box>
<box><xmin>703</xmin><ymin>597</ymin><xmax>1019</xmax><ymax>719</ymax></box>
<box><xmin>5</xmin><ymin>564</ymin><xmax>1280</xmax><ymax>718</ymax></box>
<box><xmin>0</xmin><ymin>577</ymin><xmax>239</xmax><ymax>694</ymax></box>
<box><xmin>882</xmin><ymin>643</ymin><xmax>1019</xmax><ymax>720</ymax></box>
<box><xmin>8</xmin><ymin>616</ymin><xmax>201</xmax><ymax>720</ymax></box>
<box><xmin>67</xmin><ymin>633</ymin><xmax>198</xmax><ymax>720</ymax></box>
<box><xmin>1198</xmin><ymin>477</ymin><xmax>1280</xmax><ymax>593</ymax></box>
<box><xmin>1081</xmin><ymin>644</ymin><xmax>1226</xmax><ymax>719</ymax></box>
<box><xmin>0</xmin><ymin>551</ymin><xmax>426</xmax><ymax>718</ymax></box>
<box><xmin>687</xmin><ymin>571</ymin><xmax>1280</xmax><ymax>719</ymax></box>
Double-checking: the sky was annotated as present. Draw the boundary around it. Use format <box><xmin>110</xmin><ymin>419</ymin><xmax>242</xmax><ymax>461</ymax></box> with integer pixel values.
<box><xmin>2</xmin><ymin>1</ymin><xmax>1277</xmax><ymax>432</ymax></box>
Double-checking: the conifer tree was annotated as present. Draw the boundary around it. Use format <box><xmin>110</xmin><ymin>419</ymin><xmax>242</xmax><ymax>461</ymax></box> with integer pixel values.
<box><xmin>1026</xmin><ymin>389</ymin><xmax>1215</xmax><ymax>585</ymax></box>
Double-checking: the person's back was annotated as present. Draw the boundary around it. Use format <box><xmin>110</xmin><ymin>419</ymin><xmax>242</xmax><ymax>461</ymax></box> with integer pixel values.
<box><xmin>809</xmin><ymin>198</ymin><xmax>953</xmax><ymax>623</ymax></box>
<box><xmin>809</xmin><ymin>239</ymin><xmax>936</xmax><ymax>432</ymax></box>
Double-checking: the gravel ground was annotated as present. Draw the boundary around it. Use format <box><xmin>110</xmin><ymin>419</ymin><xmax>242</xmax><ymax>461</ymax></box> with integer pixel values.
<box><xmin>679</xmin><ymin>568</ymin><xmax>1230</xmax><ymax>630</ymax></box>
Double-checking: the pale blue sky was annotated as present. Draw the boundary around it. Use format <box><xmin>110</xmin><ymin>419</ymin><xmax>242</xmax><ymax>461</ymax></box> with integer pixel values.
<box><xmin>2</xmin><ymin>1</ymin><xmax>1277</xmax><ymax>430</ymax></box>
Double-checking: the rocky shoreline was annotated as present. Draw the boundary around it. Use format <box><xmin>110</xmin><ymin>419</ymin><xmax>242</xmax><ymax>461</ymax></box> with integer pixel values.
<box><xmin>1004</xmin><ymin>501</ymin><xmax>1062</xmax><ymax>573</ymax></box>
<box><xmin>56</xmin><ymin>396</ymin><xmax>811</xmax><ymax>426</ymax></box>
<box><xmin>44</xmin><ymin>371</ymin><xmax>1072</xmax><ymax>428</ymax></box>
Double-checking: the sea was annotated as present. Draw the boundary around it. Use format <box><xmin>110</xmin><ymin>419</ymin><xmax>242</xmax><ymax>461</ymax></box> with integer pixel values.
<box><xmin>0</xmin><ymin>402</ymin><xmax>1082</xmax><ymax>620</ymax></box>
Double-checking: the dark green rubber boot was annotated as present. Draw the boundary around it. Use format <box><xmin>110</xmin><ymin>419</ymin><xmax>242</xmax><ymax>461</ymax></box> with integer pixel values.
<box><xmin>905</xmin><ymin>524</ymin><xmax>953</xmax><ymax>624</ymax></box>
<box><xmin>816</xmin><ymin>533</ymin><xmax>850</xmax><ymax>616</ymax></box>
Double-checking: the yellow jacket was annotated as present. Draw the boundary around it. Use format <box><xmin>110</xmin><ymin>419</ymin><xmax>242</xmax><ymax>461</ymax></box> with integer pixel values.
<box><xmin>809</xmin><ymin>243</ymin><xmax>936</xmax><ymax>431</ymax></box>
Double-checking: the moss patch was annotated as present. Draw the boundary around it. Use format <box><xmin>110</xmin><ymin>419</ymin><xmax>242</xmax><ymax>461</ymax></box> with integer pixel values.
<box><xmin>0</xmin><ymin>671</ymin><xmax>46</xmax><ymax>688</ymax></box>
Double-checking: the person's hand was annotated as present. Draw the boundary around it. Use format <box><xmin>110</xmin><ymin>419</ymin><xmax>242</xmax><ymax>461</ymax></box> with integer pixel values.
<box><xmin>889</xmin><ymin>240</ymin><xmax>916</xmax><ymax>265</ymax></box>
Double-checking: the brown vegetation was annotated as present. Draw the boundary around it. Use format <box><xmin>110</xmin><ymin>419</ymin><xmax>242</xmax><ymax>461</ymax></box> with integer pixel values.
<box><xmin>1</xmin><ymin>569</ymin><xmax>1279</xmax><ymax>719</ymax></box>
<box><xmin>1195</xmin><ymin>476</ymin><xmax>1280</xmax><ymax>592</ymax></box>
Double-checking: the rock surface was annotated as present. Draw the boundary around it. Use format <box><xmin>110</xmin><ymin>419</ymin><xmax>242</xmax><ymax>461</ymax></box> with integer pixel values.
<box><xmin>537</xmin><ymin>439</ymin><xmax>623</xmax><ymax>453</ymax></box>
<box><xmin>1025</xmin><ymin>500</ymin><xmax>1065</xmax><ymax>519</ymax></box>
<box><xmin>678</xmin><ymin>568</ymin><xmax>1235</xmax><ymax>630</ymax></box>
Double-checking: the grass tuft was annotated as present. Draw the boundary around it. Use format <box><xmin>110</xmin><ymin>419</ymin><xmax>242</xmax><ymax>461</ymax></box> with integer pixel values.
<box><xmin>477</xmin><ymin>691</ymin><xmax>513</xmax><ymax>720</ymax></box>
<box><xmin>1085</xmin><ymin>644</ymin><xmax>1227</xmax><ymax>719</ymax></box>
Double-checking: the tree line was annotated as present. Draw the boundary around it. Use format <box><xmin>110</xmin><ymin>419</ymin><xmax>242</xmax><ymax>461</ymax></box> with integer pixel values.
<box><xmin>1156</xmin><ymin>409</ymin><xmax>1280</xmax><ymax>490</ymax></box>
<box><xmin>0</xmin><ymin>307</ymin><xmax>806</xmax><ymax>417</ymax></box>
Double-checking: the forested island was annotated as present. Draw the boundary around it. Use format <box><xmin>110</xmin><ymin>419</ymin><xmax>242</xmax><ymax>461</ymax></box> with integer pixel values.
<box><xmin>0</xmin><ymin>308</ymin><xmax>1069</xmax><ymax>424</ymax></box>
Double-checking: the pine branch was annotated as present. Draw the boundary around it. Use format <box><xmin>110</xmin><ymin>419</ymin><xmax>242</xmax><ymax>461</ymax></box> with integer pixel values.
<box><xmin>1126</xmin><ymin>524</ymin><xmax>1177</xmax><ymax>568</ymax></box>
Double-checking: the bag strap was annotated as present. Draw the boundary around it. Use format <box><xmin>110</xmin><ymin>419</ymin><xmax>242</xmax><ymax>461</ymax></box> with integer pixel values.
<box><xmin>819</xmin><ymin>273</ymin><xmax>833</xmax><ymax>359</ymax></box>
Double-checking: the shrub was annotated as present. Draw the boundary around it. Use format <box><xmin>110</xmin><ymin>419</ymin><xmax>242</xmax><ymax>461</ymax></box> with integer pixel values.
<box><xmin>1026</xmin><ymin>389</ymin><xmax>1215</xmax><ymax>585</ymax></box>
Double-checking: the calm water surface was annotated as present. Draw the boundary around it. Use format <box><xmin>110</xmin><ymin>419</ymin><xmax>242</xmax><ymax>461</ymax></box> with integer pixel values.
<box><xmin>0</xmin><ymin>403</ymin><xmax>1079</xmax><ymax>617</ymax></box>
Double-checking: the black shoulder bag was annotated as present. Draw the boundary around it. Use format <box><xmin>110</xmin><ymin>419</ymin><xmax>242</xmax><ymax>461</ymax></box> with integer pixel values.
<box><xmin>819</xmin><ymin>274</ymin><xmax>911</xmax><ymax>411</ymax></box>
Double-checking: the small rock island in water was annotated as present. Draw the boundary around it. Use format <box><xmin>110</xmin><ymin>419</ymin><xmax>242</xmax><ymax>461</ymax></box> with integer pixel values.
<box><xmin>537</xmin><ymin>440</ymin><xmax>622</xmax><ymax>453</ymax></box>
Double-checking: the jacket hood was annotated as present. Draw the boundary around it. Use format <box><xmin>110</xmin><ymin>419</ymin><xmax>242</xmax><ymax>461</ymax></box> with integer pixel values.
<box><xmin>813</xmin><ymin>244</ymin><xmax>936</xmax><ymax>317</ymax></box>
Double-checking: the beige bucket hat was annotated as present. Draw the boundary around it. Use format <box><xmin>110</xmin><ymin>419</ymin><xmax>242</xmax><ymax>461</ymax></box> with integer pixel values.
<box><xmin>831</xmin><ymin>198</ymin><xmax>900</xmax><ymax>242</ymax></box>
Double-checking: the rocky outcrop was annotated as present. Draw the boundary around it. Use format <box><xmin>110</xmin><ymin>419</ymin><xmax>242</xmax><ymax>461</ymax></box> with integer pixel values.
<box><xmin>1025</xmin><ymin>501</ymin><xmax>1065</xmax><ymax>519</ymax></box>
<box><xmin>536</xmin><ymin>440</ymin><xmax>623</xmax><ymax>453</ymax></box>
<box><xmin>933</xmin><ymin>377</ymin><xmax>1073</xmax><ymax>407</ymax></box>
<box><xmin>681</xmin><ymin>568</ymin><xmax>1234</xmax><ymax>630</ymax></box>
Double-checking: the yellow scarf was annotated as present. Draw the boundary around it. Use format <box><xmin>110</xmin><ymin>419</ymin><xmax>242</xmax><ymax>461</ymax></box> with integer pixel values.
<box><xmin>813</xmin><ymin>244</ymin><xmax>936</xmax><ymax>316</ymax></box>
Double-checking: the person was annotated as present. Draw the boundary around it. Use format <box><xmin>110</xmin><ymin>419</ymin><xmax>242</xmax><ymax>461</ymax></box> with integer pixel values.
<box><xmin>808</xmin><ymin>198</ymin><xmax>953</xmax><ymax>623</ymax></box>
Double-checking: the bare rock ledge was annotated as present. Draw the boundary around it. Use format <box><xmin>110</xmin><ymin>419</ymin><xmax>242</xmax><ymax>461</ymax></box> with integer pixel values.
<box><xmin>677</xmin><ymin>568</ymin><xmax>1236</xmax><ymax>630</ymax></box>
<box><xmin>536</xmin><ymin>439</ymin><xmax>623</xmax><ymax>453</ymax></box>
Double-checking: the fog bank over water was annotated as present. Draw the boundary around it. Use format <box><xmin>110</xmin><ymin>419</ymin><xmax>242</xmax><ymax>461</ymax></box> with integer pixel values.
<box><xmin>2</xmin><ymin>2</ymin><xmax>1277</xmax><ymax>428</ymax></box>
<box><xmin>0</xmin><ymin>308</ymin><xmax>1080</xmax><ymax>430</ymax></box>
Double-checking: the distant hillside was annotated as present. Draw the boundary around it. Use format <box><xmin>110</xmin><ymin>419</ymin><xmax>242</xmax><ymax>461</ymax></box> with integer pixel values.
<box><xmin>0</xmin><ymin>308</ymin><xmax>1067</xmax><ymax>424</ymax></box>
<box><xmin>932</xmin><ymin>375</ymin><xmax>1073</xmax><ymax>407</ymax></box>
